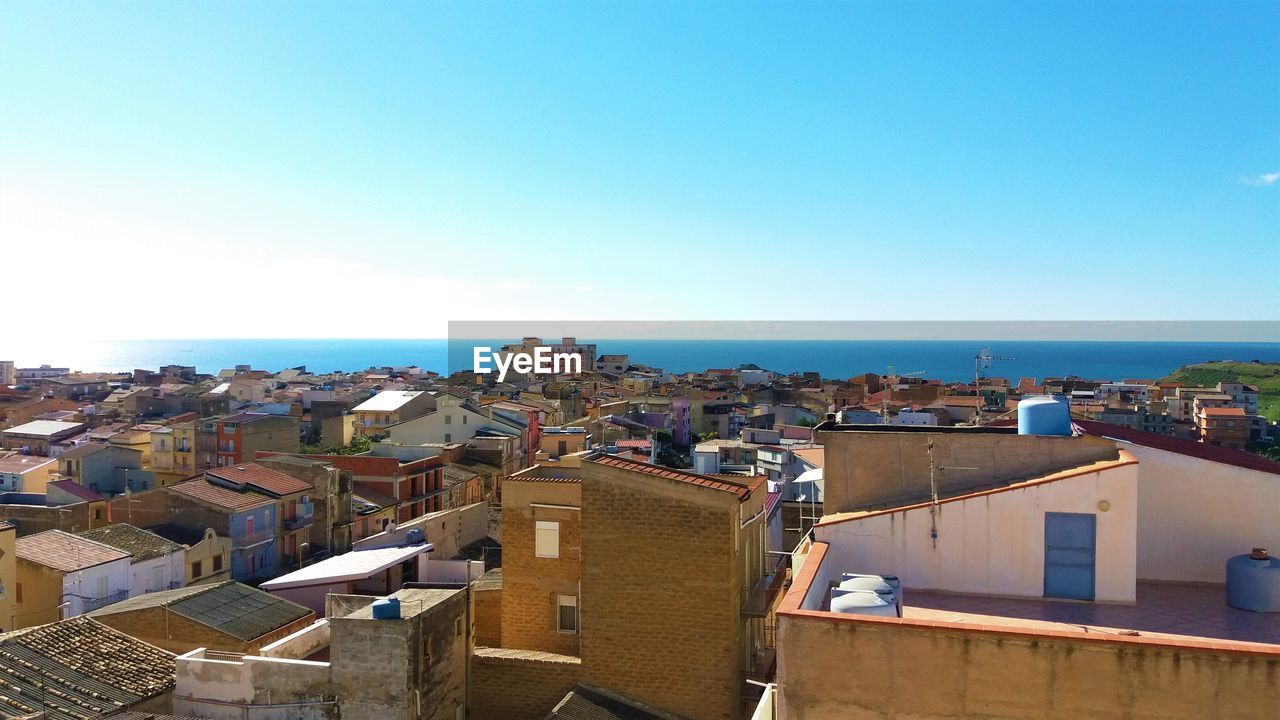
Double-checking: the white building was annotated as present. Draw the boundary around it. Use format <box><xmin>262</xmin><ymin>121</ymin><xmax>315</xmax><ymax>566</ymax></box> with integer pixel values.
<box><xmin>16</xmin><ymin>530</ymin><xmax>133</xmax><ymax>618</ymax></box>
<box><xmin>77</xmin><ymin>524</ymin><xmax>187</xmax><ymax>596</ymax></box>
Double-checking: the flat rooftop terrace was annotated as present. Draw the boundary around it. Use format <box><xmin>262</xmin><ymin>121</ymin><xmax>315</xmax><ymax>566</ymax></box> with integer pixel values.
<box><xmin>902</xmin><ymin>581</ymin><xmax>1279</xmax><ymax>649</ymax></box>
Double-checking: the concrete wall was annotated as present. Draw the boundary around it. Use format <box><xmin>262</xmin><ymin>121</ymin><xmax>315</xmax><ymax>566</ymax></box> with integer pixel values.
<box><xmin>174</xmin><ymin>650</ymin><xmax>337</xmax><ymax>720</ymax></box>
<box><xmin>328</xmin><ymin>588</ymin><xmax>469</xmax><ymax>720</ymax></box>
<box><xmin>354</xmin><ymin>501</ymin><xmax>488</xmax><ymax>559</ymax></box>
<box><xmin>471</xmin><ymin>647</ymin><xmax>581</xmax><ymax>720</ymax></box>
<box><xmin>1124</xmin><ymin>443</ymin><xmax>1280</xmax><ymax>583</ymax></box>
<box><xmin>816</xmin><ymin>428</ymin><xmax>1119</xmax><ymax>512</ymax></box>
<box><xmin>815</xmin><ymin>460</ymin><xmax>1139</xmax><ymax>603</ymax></box>
<box><xmin>776</xmin><ymin>611</ymin><xmax>1280</xmax><ymax>720</ymax></box>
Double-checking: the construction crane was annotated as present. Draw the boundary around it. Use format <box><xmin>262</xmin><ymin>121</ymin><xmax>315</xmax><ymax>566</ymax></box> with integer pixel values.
<box><xmin>882</xmin><ymin>365</ymin><xmax>928</xmax><ymax>420</ymax></box>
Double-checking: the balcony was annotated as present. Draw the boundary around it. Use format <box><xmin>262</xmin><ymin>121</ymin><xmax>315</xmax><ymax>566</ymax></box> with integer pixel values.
<box><xmin>741</xmin><ymin>558</ymin><xmax>789</xmax><ymax>617</ymax></box>
<box><xmin>283</xmin><ymin>502</ymin><xmax>315</xmax><ymax>531</ymax></box>
<box><xmin>81</xmin><ymin>590</ymin><xmax>129</xmax><ymax>613</ymax></box>
<box><xmin>234</xmin><ymin>528</ymin><xmax>275</xmax><ymax>548</ymax></box>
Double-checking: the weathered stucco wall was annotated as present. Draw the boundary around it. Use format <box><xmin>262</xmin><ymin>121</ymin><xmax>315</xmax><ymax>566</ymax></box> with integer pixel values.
<box><xmin>777</xmin><ymin>613</ymin><xmax>1280</xmax><ymax>720</ymax></box>
<box><xmin>817</xmin><ymin>429</ymin><xmax>1119</xmax><ymax>513</ymax></box>
<box><xmin>1125</xmin><ymin>443</ymin><xmax>1280</xmax><ymax>583</ymax></box>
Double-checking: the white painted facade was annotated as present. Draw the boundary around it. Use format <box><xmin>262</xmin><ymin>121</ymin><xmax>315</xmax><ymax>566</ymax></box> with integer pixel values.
<box><xmin>64</xmin><ymin>557</ymin><xmax>133</xmax><ymax>617</ymax></box>
<box><xmin>385</xmin><ymin>395</ymin><xmax>521</xmax><ymax>446</ymax></box>
<box><xmin>815</xmin><ymin>460</ymin><xmax>1139</xmax><ymax>603</ymax></box>
<box><xmin>1123</xmin><ymin>442</ymin><xmax>1280</xmax><ymax>583</ymax></box>
<box><xmin>128</xmin><ymin>549</ymin><xmax>187</xmax><ymax>597</ymax></box>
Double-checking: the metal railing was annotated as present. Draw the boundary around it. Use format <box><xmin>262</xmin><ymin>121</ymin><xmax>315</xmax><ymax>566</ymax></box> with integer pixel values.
<box><xmin>234</xmin><ymin>529</ymin><xmax>274</xmax><ymax>548</ymax></box>
<box><xmin>81</xmin><ymin>590</ymin><xmax>128</xmax><ymax>613</ymax></box>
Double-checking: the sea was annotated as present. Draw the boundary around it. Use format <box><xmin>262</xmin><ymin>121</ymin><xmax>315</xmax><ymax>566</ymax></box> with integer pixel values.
<box><xmin>7</xmin><ymin>339</ymin><xmax>1280</xmax><ymax>383</ymax></box>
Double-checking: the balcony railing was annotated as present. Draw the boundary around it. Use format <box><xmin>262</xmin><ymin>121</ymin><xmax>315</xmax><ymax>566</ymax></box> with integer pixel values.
<box><xmin>741</xmin><ymin>557</ymin><xmax>790</xmax><ymax>617</ymax></box>
<box><xmin>283</xmin><ymin>502</ymin><xmax>314</xmax><ymax>531</ymax></box>
<box><xmin>234</xmin><ymin>529</ymin><xmax>275</xmax><ymax>548</ymax></box>
<box><xmin>81</xmin><ymin>590</ymin><xmax>129</xmax><ymax>613</ymax></box>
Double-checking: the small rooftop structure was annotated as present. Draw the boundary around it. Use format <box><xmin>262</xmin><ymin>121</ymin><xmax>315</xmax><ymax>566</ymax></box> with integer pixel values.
<box><xmin>89</xmin><ymin>581</ymin><xmax>313</xmax><ymax>643</ymax></box>
<box><xmin>261</xmin><ymin>544</ymin><xmax>435</xmax><ymax>592</ymax></box>
<box><xmin>351</xmin><ymin>390</ymin><xmax>425</xmax><ymax>413</ymax></box>
<box><xmin>3</xmin><ymin>419</ymin><xmax>86</xmax><ymax>438</ymax></box>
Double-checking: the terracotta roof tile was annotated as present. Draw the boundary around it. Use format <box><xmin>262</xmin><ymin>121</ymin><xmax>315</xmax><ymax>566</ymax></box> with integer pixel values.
<box><xmin>16</xmin><ymin>530</ymin><xmax>132</xmax><ymax>572</ymax></box>
<box><xmin>588</xmin><ymin>455</ymin><xmax>752</xmax><ymax>499</ymax></box>
<box><xmin>207</xmin><ymin>462</ymin><xmax>311</xmax><ymax>496</ymax></box>
<box><xmin>77</xmin><ymin>524</ymin><xmax>185</xmax><ymax>563</ymax></box>
<box><xmin>169</xmin><ymin>478</ymin><xmax>274</xmax><ymax>511</ymax></box>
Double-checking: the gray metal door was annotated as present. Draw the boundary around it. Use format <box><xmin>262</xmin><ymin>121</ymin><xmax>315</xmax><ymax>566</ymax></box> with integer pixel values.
<box><xmin>1044</xmin><ymin>512</ymin><xmax>1096</xmax><ymax>600</ymax></box>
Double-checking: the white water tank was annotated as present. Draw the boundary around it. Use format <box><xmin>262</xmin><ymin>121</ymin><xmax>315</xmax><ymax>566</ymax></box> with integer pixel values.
<box><xmin>830</xmin><ymin>588</ymin><xmax>899</xmax><ymax>618</ymax></box>
<box><xmin>840</xmin><ymin>573</ymin><xmax>904</xmax><ymax>615</ymax></box>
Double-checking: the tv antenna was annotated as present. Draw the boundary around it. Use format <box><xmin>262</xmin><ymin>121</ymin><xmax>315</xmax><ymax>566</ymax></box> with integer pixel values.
<box><xmin>882</xmin><ymin>365</ymin><xmax>927</xmax><ymax>421</ymax></box>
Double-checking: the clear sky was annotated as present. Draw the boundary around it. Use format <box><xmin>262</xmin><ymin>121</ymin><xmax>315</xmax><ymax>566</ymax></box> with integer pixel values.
<box><xmin>1</xmin><ymin>1</ymin><xmax>1277</xmax><ymax>340</ymax></box>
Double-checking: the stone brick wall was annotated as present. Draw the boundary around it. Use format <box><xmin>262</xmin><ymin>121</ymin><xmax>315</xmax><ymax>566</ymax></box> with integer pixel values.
<box><xmin>474</xmin><ymin>586</ymin><xmax>502</xmax><ymax>648</ymax></box>
<box><xmin>471</xmin><ymin>647</ymin><xmax>581</xmax><ymax>720</ymax></box>
<box><xmin>500</xmin><ymin>479</ymin><xmax>582</xmax><ymax>656</ymax></box>
<box><xmin>579</xmin><ymin>463</ymin><xmax>742</xmax><ymax>720</ymax></box>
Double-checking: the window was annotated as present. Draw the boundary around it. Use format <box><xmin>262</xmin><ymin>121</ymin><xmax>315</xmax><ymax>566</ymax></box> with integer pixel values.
<box><xmin>445</xmin><ymin>414</ymin><xmax>452</xmax><ymax>425</ymax></box>
<box><xmin>96</xmin><ymin>576</ymin><xmax>108</xmax><ymax>598</ymax></box>
<box><xmin>557</xmin><ymin>595</ymin><xmax>578</xmax><ymax>633</ymax></box>
<box><xmin>213</xmin><ymin>554</ymin><xmax>224</xmax><ymax>572</ymax></box>
<box><xmin>15</xmin><ymin>583</ymin><xmax>21</xmax><ymax>603</ymax></box>
<box><xmin>535</xmin><ymin>521</ymin><xmax>560</xmax><ymax>558</ymax></box>
<box><xmin>444</xmin><ymin>433</ymin><xmax>452</xmax><ymax>443</ymax></box>
<box><xmin>463</xmin><ymin>415</ymin><xmax>467</xmax><ymax>425</ymax></box>
<box><xmin>192</xmin><ymin>560</ymin><xmax>203</xmax><ymax>578</ymax></box>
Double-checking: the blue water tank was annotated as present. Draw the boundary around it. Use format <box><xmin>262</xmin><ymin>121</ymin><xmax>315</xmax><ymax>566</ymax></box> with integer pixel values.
<box><xmin>1226</xmin><ymin>549</ymin><xmax>1280</xmax><ymax>612</ymax></box>
<box><xmin>371</xmin><ymin>597</ymin><xmax>401</xmax><ymax>620</ymax></box>
<box><xmin>1018</xmin><ymin>395</ymin><xmax>1071</xmax><ymax>436</ymax></box>
<box><xmin>403</xmin><ymin>528</ymin><xmax>426</xmax><ymax>546</ymax></box>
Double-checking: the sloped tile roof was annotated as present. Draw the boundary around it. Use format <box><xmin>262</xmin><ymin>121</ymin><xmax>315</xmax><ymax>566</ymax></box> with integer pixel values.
<box><xmin>169</xmin><ymin>478</ymin><xmax>274</xmax><ymax>512</ymax></box>
<box><xmin>207</xmin><ymin>463</ymin><xmax>311</xmax><ymax>496</ymax></box>
<box><xmin>89</xmin><ymin>581</ymin><xmax>312</xmax><ymax>642</ymax></box>
<box><xmin>16</xmin><ymin>530</ymin><xmax>131</xmax><ymax>573</ymax></box>
<box><xmin>0</xmin><ymin>616</ymin><xmax>175</xmax><ymax>719</ymax></box>
<box><xmin>77</xmin><ymin>524</ymin><xmax>185</xmax><ymax>563</ymax></box>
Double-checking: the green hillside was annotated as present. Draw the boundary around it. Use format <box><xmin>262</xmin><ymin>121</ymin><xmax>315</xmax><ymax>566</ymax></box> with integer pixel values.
<box><xmin>1161</xmin><ymin>361</ymin><xmax>1280</xmax><ymax>422</ymax></box>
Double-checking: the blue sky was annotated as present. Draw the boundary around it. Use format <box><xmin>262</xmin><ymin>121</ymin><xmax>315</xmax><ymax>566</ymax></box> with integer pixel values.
<box><xmin>1</xmin><ymin>1</ymin><xmax>1276</xmax><ymax>339</ymax></box>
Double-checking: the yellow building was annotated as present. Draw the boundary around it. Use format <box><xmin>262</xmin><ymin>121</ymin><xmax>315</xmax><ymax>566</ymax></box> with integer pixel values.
<box><xmin>482</xmin><ymin>452</ymin><xmax>772</xmax><ymax>720</ymax></box>
<box><xmin>0</xmin><ymin>522</ymin><xmax>14</xmax><ymax>633</ymax></box>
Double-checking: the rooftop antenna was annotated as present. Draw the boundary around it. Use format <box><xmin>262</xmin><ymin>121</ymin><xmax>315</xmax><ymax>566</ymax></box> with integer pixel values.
<box><xmin>972</xmin><ymin>347</ymin><xmax>1014</xmax><ymax>426</ymax></box>
<box><xmin>882</xmin><ymin>365</ymin><xmax>927</xmax><ymax>421</ymax></box>
<box><xmin>925</xmin><ymin>439</ymin><xmax>978</xmax><ymax>548</ymax></box>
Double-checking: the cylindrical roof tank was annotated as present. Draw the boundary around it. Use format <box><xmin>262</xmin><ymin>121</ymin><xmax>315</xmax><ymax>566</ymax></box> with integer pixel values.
<box><xmin>841</xmin><ymin>573</ymin><xmax>904</xmax><ymax>615</ymax></box>
<box><xmin>1226</xmin><ymin>549</ymin><xmax>1280</xmax><ymax>613</ymax></box>
<box><xmin>1018</xmin><ymin>395</ymin><xmax>1072</xmax><ymax>436</ymax></box>
<box><xmin>371</xmin><ymin>596</ymin><xmax>401</xmax><ymax>620</ymax></box>
<box><xmin>829</xmin><ymin>588</ymin><xmax>899</xmax><ymax>618</ymax></box>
